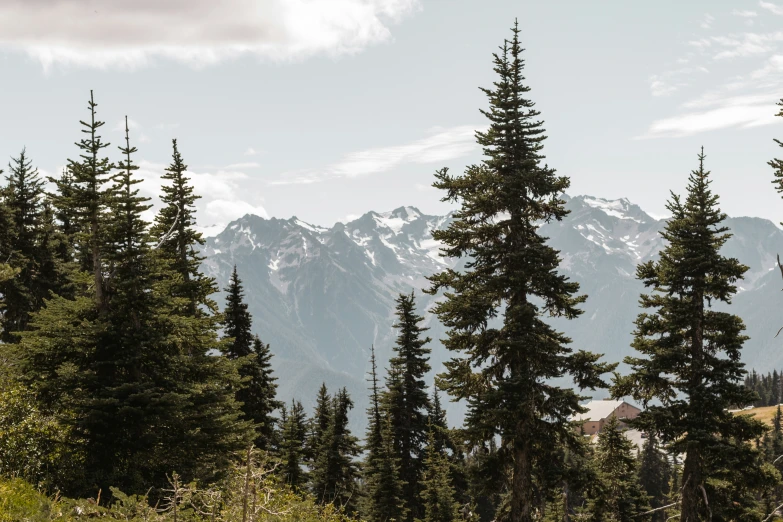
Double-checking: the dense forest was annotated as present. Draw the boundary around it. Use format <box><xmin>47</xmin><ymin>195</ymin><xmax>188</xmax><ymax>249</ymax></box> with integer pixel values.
<box><xmin>3</xmin><ymin>20</ymin><xmax>783</xmax><ymax>522</ymax></box>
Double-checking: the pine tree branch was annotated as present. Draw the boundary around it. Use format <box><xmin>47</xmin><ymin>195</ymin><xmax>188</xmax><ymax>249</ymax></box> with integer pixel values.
<box><xmin>637</xmin><ymin>502</ymin><xmax>679</xmax><ymax>516</ymax></box>
<box><xmin>763</xmin><ymin>501</ymin><xmax>783</xmax><ymax>522</ymax></box>
<box><xmin>153</xmin><ymin>203</ymin><xmax>181</xmax><ymax>250</ymax></box>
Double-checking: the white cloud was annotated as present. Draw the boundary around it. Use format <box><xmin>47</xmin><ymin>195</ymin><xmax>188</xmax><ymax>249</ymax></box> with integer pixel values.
<box><xmin>650</xmin><ymin>77</ymin><xmax>679</xmax><ymax>97</ymax></box>
<box><xmin>760</xmin><ymin>1</ymin><xmax>783</xmax><ymax>15</ymax></box>
<box><xmin>700</xmin><ymin>13</ymin><xmax>715</xmax><ymax>30</ymax></box>
<box><xmin>0</xmin><ymin>0</ymin><xmax>421</xmax><ymax>70</ymax></box>
<box><xmin>224</xmin><ymin>162</ymin><xmax>261</xmax><ymax>169</ymax></box>
<box><xmin>271</xmin><ymin>125</ymin><xmax>484</xmax><ymax>185</ymax></box>
<box><xmin>636</xmin><ymin>96</ymin><xmax>781</xmax><ymax>139</ymax></box>
<box><xmin>244</xmin><ymin>147</ymin><xmax>259</xmax><ymax>156</ymax></box>
<box><xmin>135</xmin><ymin>160</ymin><xmax>267</xmax><ymax>236</ymax></box>
<box><xmin>711</xmin><ymin>32</ymin><xmax>783</xmax><ymax>60</ymax></box>
<box><xmin>732</xmin><ymin>9</ymin><xmax>758</xmax><ymax>17</ymax></box>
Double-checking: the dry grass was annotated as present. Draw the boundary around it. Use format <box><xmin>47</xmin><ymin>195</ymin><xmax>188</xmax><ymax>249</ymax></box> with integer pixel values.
<box><xmin>733</xmin><ymin>405</ymin><xmax>782</xmax><ymax>426</ymax></box>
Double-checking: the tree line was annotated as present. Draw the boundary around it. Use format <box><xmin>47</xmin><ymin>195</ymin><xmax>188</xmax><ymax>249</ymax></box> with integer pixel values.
<box><xmin>3</xmin><ymin>19</ymin><xmax>783</xmax><ymax>522</ymax></box>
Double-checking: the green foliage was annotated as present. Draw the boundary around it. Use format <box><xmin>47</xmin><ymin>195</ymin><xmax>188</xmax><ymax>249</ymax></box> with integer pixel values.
<box><xmin>382</xmin><ymin>291</ymin><xmax>432</xmax><ymax>520</ymax></box>
<box><xmin>613</xmin><ymin>149</ymin><xmax>774</xmax><ymax>521</ymax></box>
<box><xmin>310</xmin><ymin>388</ymin><xmax>361</xmax><ymax>513</ymax></box>
<box><xmin>0</xmin><ymin>357</ymin><xmax>71</xmax><ymax>488</ymax></box>
<box><xmin>221</xmin><ymin>266</ymin><xmax>282</xmax><ymax>449</ymax></box>
<box><xmin>0</xmin><ymin>457</ymin><xmax>360</xmax><ymax>521</ymax></box>
<box><xmin>426</xmin><ymin>20</ymin><xmax>614</xmax><ymax>522</ymax></box>
<box><xmin>222</xmin><ymin>266</ymin><xmax>254</xmax><ymax>359</ymax></box>
<box><xmin>637</xmin><ymin>432</ymin><xmax>671</xmax><ymax>522</ymax></box>
<box><xmin>745</xmin><ymin>369</ymin><xmax>783</xmax><ymax>407</ymax></box>
<box><xmin>418</xmin><ymin>425</ymin><xmax>460</xmax><ymax>522</ymax></box>
<box><xmin>150</xmin><ymin>139</ymin><xmax>214</xmax><ymax>312</ymax></box>
<box><xmin>585</xmin><ymin>416</ymin><xmax>650</xmax><ymax>522</ymax></box>
<box><xmin>279</xmin><ymin>400</ymin><xmax>309</xmax><ymax>490</ymax></box>
<box><xmin>360</xmin><ymin>345</ymin><xmax>398</xmax><ymax>521</ymax></box>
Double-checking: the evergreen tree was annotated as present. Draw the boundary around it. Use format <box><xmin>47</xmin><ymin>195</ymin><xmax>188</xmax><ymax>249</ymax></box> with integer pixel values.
<box><xmin>221</xmin><ymin>266</ymin><xmax>282</xmax><ymax>449</ymax></box>
<box><xmin>586</xmin><ymin>416</ymin><xmax>650</xmax><ymax>522</ymax></box>
<box><xmin>279</xmin><ymin>399</ymin><xmax>308</xmax><ymax>490</ymax></box>
<box><xmin>311</xmin><ymin>388</ymin><xmax>361</xmax><ymax>512</ymax></box>
<box><xmin>47</xmin><ymin>167</ymin><xmax>79</xmax><ymax>265</ymax></box>
<box><xmin>0</xmin><ymin>148</ymin><xmax>54</xmax><ymax>341</ymax></box>
<box><xmin>309</xmin><ymin>383</ymin><xmax>333</xmax><ymax>470</ymax></box>
<box><xmin>363</xmin><ymin>345</ymin><xmax>408</xmax><ymax>522</ymax></box>
<box><xmin>637</xmin><ymin>431</ymin><xmax>671</xmax><ymax>522</ymax></box>
<box><xmin>245</xmin><ymin>335</ymin><xmax>283</xmax><ymax>449</ymax></box>
<box><xmin>222</xmin><ymin>265</ymin><xmax>254</xmax><ymax>358</ymax></box>
<box><xmin>383</xmin><ymin>291</ymin><xmax>432</xmax><ymax>521</ymax></box>
<box><xmin>428</xmin><ymin>389</ymin><xmax>470</xmax><ymax>510</ymax></box>
<box><xmin>18</xmin><ymin>110</ymin><xmax>251</xmax><ymax>497</ymax></box>
<box><xmin>151</xmin><ymin>139</ymin><xmax>214</xmax><ymax>313</ymax></box>
<box><xmin>614</xmin><ymin>149</ymin><xmax>773</xmax><ymax>521</ymax></box>
<box><xmin>67</xmin><ymin>90</ymin><xmax>113</xmax><ymax>310</ymax></box>
<box><xmin>426</xmin><ymin>21</ymin><xmax>614</xmax><ymax>522</ymax></box>
<box><xmin>419</xmin><ymin>424</ymin><xmax>460</xmax><ymax>522</ymax></box>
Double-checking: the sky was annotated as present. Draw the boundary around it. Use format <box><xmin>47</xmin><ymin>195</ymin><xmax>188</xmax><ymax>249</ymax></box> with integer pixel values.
<box><xmin>1</xmin><ymin>0</ymin><xmax>783</xmax><ymax>234</ymax></box>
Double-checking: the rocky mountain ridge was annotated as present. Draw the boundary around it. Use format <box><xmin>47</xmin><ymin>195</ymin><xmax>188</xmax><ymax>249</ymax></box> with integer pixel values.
<box><xmin>200</xmin><ymin>194</ymin><xmax>783</xmax><ymax>426</ymax></box>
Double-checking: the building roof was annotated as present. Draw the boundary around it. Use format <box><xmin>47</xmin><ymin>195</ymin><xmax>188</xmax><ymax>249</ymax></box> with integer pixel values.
<box><xmin>572</xmin><ymin>399</ymin><xmax>636</xmax><ymax>422</ymax></box>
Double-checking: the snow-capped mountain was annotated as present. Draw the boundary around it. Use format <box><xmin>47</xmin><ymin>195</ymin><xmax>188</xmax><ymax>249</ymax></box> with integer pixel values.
<box><xmin>200</xmin><ymin>195</ymin><xmax>783</xmax><ymax>426</ymax></box>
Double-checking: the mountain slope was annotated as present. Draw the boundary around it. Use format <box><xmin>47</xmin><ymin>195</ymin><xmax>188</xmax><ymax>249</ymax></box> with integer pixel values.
<box><xmin>200</xmin><ymin>195</ymin><xmax>783</xmax><ymax>427</ymax></box>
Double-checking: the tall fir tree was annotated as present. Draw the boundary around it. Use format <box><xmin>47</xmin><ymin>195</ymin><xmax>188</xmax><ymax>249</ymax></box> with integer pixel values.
<box><xmin>383</xmin><ymin>291</ymin><xmax>432</xmax><ymax>521</ymax></box>
<box><xmin>310</xmin><ymin>388</ymin><xmax>361</xmax><ymax>512</ymax></box>
<box><xmin>279</xmin><ymin>399</ymin><xmax>309</xmax><ymax>490</ymax></box>
<box><xmin>151</xmin><ymin>139</ymin><xmax>214</xmax><ymax>314</ymax></box>
<box><xmin>426</xmin><ymin>21</ymin><xmax>614</xmax><ymax>522</ymax></box>
<box><xmin>222</xmin><ymin>265</ymin><xmax>254</xmax><ymax>358</ymax></box>
<box><xmin>309</xmin><ymin>383</ymin><xmax>333</xmax><ymax>465</ymax></box>
<box><xmin>637</xmin><ymin>431</ymin><xmax>671</xmax><ymax>522</ymax></box>
<box><xmin>362</xmin><ymin>345</ymin><xmax>408</xmax><ymax>522</ymax></box>
<box><xmin>67</xmin><ymin>90</ymin><xmax>113</xmax><ymax>310</ymax></box>
<box><xmin>0</xmin><ymin>148</ymin><xmax>46</xmax><ymax>341</ymax></box>
<box><xmin>221</xmin><ymin>266</ymin><xmax>282</xmax><ymax>449</ymax></box>
<box><xmin>614</xmin><ymin>149</ymin><xmax>774</xmax><ymax>521</ymax></box>
<box><xmin>246</xmin><ymin>335</ymin><xmax>283</xmax><ymax>449</ymax></box>
<box><xmin>585</xmin><ymin>416</ymin><xmax>650</xmax><ymax>522</ymax></box>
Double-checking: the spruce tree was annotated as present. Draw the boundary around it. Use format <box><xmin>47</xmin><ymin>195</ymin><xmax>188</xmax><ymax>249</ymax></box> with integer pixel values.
<box><xmin>47</xmin><ymin>167</ymin><xmax>79</xmax><ymax>264</ymax></box>
<box><xmin>279</xmin><ymin>399</ymin><xmax>308</xmax><ymax>490</ymax></box>
<box><xmin>67</xmin><ymin>90</ymin><xmax>113</xmax><ymax>310</ymax></box>
<box><xmin>419</xmin><ymin>424</ymin><xmax>460</xmax><ymax>522</ymax></box>
<box><xmin>586</xmin><ymin>416</ymin><xmax>650</xmax><ymax>522</ymax></box>
<box><xmin>222</xmin><ymin>265</ymin><xmax>254</xmax><ymax>358</ymax></box>
<box><xmin>309</xmin><ymin>383</ymin><xmax>333</xmax><ymax>467</ymax></box>
<box><xmin>0</xmin><ymin>148</ymin><xmax>53</xmax><ymax>341</ymax></box>
<box><xmin>151</xmin><ymin>139</ymin><xmax>214</xmax><ymax>313</ymax></box>
<box><xmin>221</xmin><ymin>266</ymin><xmax>282</xmax><ymax>448</ymax></box>
<box><xmin>383</xmin><ymin>291</ymin><xmax>432</xmax><ymax>521</ymax></box>
<box><xmin>426</xmin><ymin>21</ymin><xmax>614</xmax><ymax>522</ymax></box>
<box><xmin>637</xmin><ymin>432</ymin><xmax>671</xmax><ymax>522</ymax></box>
<box><xmin>363</xmin><ymin>345</ymin><xmax>408</xmax><ymax>522</ymax></box>
<box><xmin>311</xmin><ymin>388</ymin><xmax>361</xmax><ymax>512</ymax></box>
<box><xmin>614</xmin><ymin>149</ymin><xmax>772</xmax><ymax>521</ymax></box>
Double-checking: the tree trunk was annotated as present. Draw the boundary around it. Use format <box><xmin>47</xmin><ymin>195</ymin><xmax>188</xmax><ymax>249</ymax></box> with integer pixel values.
<box><xmin>511</xmin><ymin>434</ymin><xmax>533</xmax><ymax>522</ymax></box>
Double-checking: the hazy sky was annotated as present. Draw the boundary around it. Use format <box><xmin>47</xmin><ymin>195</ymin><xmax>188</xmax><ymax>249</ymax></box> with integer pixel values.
<box><xmin>1</xmin><ymin>0</ymin><xmax>783</xmax><ymax>234</ymax></box>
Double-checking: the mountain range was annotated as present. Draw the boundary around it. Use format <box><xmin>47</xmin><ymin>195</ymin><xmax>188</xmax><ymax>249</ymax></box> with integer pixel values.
<box><xmin>200</xmin><ymin>194</ymin><xmax>783</xmax><ymax>428</ymax></box>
